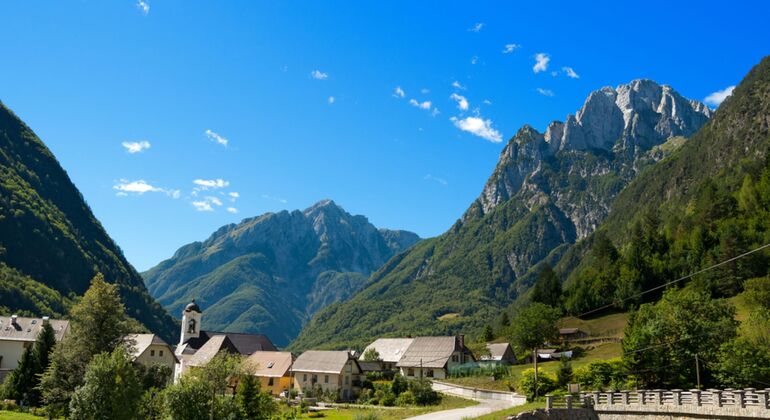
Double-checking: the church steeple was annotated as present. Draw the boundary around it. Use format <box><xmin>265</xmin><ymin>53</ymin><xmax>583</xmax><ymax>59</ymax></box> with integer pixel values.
<box><xmin>179</xmin><ymin>299</ymin><xmax>202</xmax><ymax>345</ymax></box>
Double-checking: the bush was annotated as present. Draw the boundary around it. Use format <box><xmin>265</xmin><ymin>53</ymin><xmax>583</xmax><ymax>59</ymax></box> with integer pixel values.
<box><xmin>379</xmin><ymin>391</ymin><xmax>396</xmax><ymax>407</ymax></box>
<box><xmin>396</xmin><ymin>390</ymin><xmax>416</xmax><ymax>406</ymax></box>
<box><xmin>408</xmin><ymin>379</ymin><xmax>440</xmax><ymax>406</ymax></box>
<box><xmin>517</xmin><ymin>368</ymin><xmax>557</xmax><ymax>401</ymax></box>
<box><xmin>573</xmin><ymin>359</ymin><xmax>629</xmax><ymax>391</ymax></box>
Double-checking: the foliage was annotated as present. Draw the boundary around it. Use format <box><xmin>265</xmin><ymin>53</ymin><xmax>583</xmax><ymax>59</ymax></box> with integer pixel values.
<box><xmin>744</xmin><ymin>277</ymin><xmax>770</xmax><ymax>308</ymax></box>
<box><xmin>572</xmin><ymin>359</ymin><xmax>628</xmax><ymax>391</ymax></box>
<box><xmin>236</xmin><ymin>375</ymin><xmax>277</xmax><ymax>420</ymax></box>
<box><xmin>622</xmin><ymin>289</ymin><xmax>738</xmax><ymax>389</ymax></box>
<box><xmin>530</xmin><ymin>264</ymin><xmax>562</xmax><ymax>308</ymax></box>
<box><xmin>517</xmin><ymin>368</ymin><xmax>557</xmax><ymax>401</ymax></box>
<box><xmin>162</xmin><ymin>376</ymin><xmax>211</xmax><ymax>420</ymax></box>
<box><xmin>362</xmin><ymin>348</ymin><xmax>381</xmax><ymax>362</ymax></box>
<box><xmin>68</xmin><ymin>347</ymin><xmax>142</xmax><ymax>420</ymax></box>
<box><xmin>391</xmin><ymin>374</ymin><xmax>407</xmax><ymax>396</ymax></box>
<box><xmin>407</xmin><ymin>379</ymin><xmax>440</xmax><ymax>406</ymax></box>
<box><xmin>40</xmin><ymin>274</ymin><xmax>135</xmax><ymax>416</ymax></box>
<box><xmin>137</xmin><ymin>363</ymin><xmax>173</xmax><ymax>390</ymax></box>
<box><xmin>555</xmin><ymin>358</ymin><xmax>573</xmax><ymax>389</ymax></box>
<box><xmin>395</xmin><ymin>390</ymin><xmax>415</xmax><ymax>406</ymax></box>
<box><xmin>0</xmin><ymin>103</ymin><xmax>176</xmax><ymax>341</ymax></box>
<box><xmin>506</xmin><ymin>303</ymin><xmax>560</xmax><ymax>352</ymax></box>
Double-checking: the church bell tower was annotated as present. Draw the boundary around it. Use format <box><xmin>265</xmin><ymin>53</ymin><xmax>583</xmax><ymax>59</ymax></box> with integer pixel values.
<box><xmin>179</xmin><ymin>299</ymin><xmax>202</xmax><ymax>345</ymax></box>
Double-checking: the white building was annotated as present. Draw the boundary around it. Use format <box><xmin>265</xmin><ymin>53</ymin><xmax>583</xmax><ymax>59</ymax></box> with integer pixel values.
<box><xmin>0</xmin><ymin>315</ymin><xmax>69</xmax><ymax>382</ymax></box>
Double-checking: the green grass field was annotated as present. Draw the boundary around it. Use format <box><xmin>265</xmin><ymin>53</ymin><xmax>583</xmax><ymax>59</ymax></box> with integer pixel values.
<box><xmin>0</xmin><ymin>411</ymin><xmax>45</xmax><ymax>419</ymax></box>
<box><xmin>471</xmin><ymin>401</ymin><xmax>544</xmax><ymax>420</ymax></box>
<box><xmin>281</xmin><ymin>395</ymin><xmax>477</xmax><ymax>420</ymax></box>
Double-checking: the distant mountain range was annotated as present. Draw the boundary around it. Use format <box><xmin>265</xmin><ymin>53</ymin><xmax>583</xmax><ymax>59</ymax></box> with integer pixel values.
<box><xmin>0</xmin><ymin>102</ymin><xmax>177</xmax><ymax>341</ymax></box>
<box><xmin>143</xmin><ymin>200</ymin><xmax>420</xmax><ymax>346</ymax></box>
<box><xmin>291</xmin><ymin>79</ymin><xmax>715</xmax><ymax>350</ymax></box>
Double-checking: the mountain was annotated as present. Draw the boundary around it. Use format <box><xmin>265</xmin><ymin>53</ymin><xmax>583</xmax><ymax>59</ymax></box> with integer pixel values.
<box><xmin>0</xmin><ymin>102</ymin><xmax>177</xmax><ymax>341</ymax></box>
<box><xmin>142</xmin><ymin>199</ymin><xmax>420</xmax><ymax>346</ymax></box>
<box><xmin>291</xmin><ymin>80</ymin><xmax>713</xmax><ymax>350</ymax></box>
<box><xmin>558</xmin><ymin>56</ymin><xmax>770</xmax><ymax>313</ymax></box>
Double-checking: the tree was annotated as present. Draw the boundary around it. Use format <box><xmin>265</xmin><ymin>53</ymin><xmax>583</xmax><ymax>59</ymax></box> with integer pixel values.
<box><xmin>162</xmin><ymin>376</ymin><xmax>211</xmax><ymax>420</ymax></box>
<box><xmin>481</xmin><ymin>324</ymin><xmax>494</xmax><ymax>342</ymax></box>
<box><xmin>236</xmin><ymin>375</ymin><xmax>277</xmax><ymax>420</ymax></box>
<box><xmin>744</xmin><ymin>277</ymin><xmax>770</xmax><ymax>309</ymax></box>
<box><xmin>499</xmin><ymin>312</ymin><xmax>510</xmax><ymax>327</ymax></box>
<box><xmin>68</xmin><ymin>347</ymin><xmax>142</xmax><ymax>420</ymax></box>
<box><xmin>622</xmin><ymin>289</ymin><xmax>738</xmax><ymax>389</ymax></box>
<box><xmin>188</xmin><ymin>352</ymin><xmax>244</xmax><ymax>420</ymax></box>
<box><xmin>530</xmin><ymin>264</ymin><xmax>562</xmax><ymax>308</ymax></box>
<box><xmin>361</xmin><ymin>347</ymin><xmax>381</xmax><ymax>362</ymax></box>
<box><xmin>40</xmin><ymin>273</ymin><xmax>134</xmax><ymax>415</ymax></box>
<box><xmin>507</xmin><ymin>303</ymin><xmax>560</xmax><ymax>353</ymax></box>
<box><xmin>556</xmin><ymin>357</ymin><xmax>573</xmax><ymax>389</ymax></box>
<box><xmin>391</xmin><ymin>373</ymin><xmax>408</xmax><ymax>396</ymax></box>
<box><xmin>3</xmin><ymin>321</ymin><xmax>59</xmax><ymax>407</ymax></box>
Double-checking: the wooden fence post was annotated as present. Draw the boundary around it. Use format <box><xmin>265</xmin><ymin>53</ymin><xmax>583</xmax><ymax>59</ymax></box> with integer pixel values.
<box><xmin>546</xmin><ymin>395</ymin><xmax>553</xmax><ymax>409</ymax></box>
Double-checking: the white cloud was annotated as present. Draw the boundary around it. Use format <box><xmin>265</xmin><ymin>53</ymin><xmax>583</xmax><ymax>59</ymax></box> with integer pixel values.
<box><xmin>562</xmin><ymin>67</ymin><xmax>580</xmax><ymax>79</ymax></box>
<box><xmin>137</xmin><ymin>0</ymin><xmax>149</xmax><ymax>15</ymax></box>
<box><xmin>310</xmin><ymin>70</ymin><xmax>328</xmax><ymax>80</ymax></box>
<box><xmin>537</xmin><ymin>88</ymin><xmax>555</xmax><ymax>97</ymax></box>
<box><xmin>193</xmin><ymin>179</ymin><xmax>229</xmax><ymax>189</ymax></box>
<box><xmin>468</xmin><ymin>22</ymin><xmax>484</xmax><ymax>32</ymax></box>
<box><xmin>533</xmin><ymin>53</ymin><xmax>550</xmax><ymax>73</ymax></box>
<box><xmin>328</xmin><ymin>96</ymin><xmax>335</xmax><ymax>104</ymax></box>
<box><xmin>704</xmin><ymin>85</ymin><xmax>735</xmax><ymax>107</ymax></box>
<box><xmin>393</xmin><ymin>86</ymin><xmax>405</xmax><ymax>98</ymax></box>
<box><xmin>502</xmin><ymin>44</ymin><xmax>520</xmax><ymax>54</ymax></box>
<box><xmin>122</xmin><ymin>140</ymin><xmax>150</xmax><ymax>154</ymax></box>
<box><xmin>192</xmin><ymin>196</ymin><xmax>223</xmax><ymax>212</ymax></box>
<box><xmin>471</xmin><ymin>56</ymin><xmax>479</xmax><ymax>65</ymax></box>
<box><xmin>431</xmin><ymin>107</ymin><xmax>440</xmax><ymax>117</ymax></box>
<box><xmin>228</xmin><ymin>192</ymin><xmax>240</xmax><ymax>202</ymax></box>
<box><xmin>227</xmin><ymin>207</ymin><xmax>238</xmax><ymax>214</ymax></box>
<box><xmin>409</xmin><ymin>99</ymin><xmax>432</xmax><ymax>110</ymax></box>
<box><xmin>205</xmin><ymin>129</ymin><xmax>228</xmax><ymax>147</ymax></box>
<box><xmin>483</xmin><ymin>99</ymin><xmax>492</xmax><ymax>105</ymax></box>
<box><xmin>113</xmin><ymin>179</ymin><xmax>179</xmax><ymax>198</ymax></box>
<box><xmin>450</xmin><ymin>93</ymin><xmax>469</xmax><ymax>111</ymax></box>
<box><xmin>451</xmin><ymin>116</ymin><xmax>503</xmax><ymax>143</ymax></box>
<box><xmin>424</xmin><ymin>174</ymin><xmax>448</xmax><ymax>186</ymax></box>
<box><xmin>420</xmin><ymin>88</ymin><xmax>430</xmax><ymax>94</ymax></box>
<box><xmin>261</xmin><ymin>194</ymin><xmax>287</xmax><ymax>204</ymax></box>
<box><xmin>451</xmin><ymin>80</ymin><xmax>466</xmax><ymax>90</ymax></box>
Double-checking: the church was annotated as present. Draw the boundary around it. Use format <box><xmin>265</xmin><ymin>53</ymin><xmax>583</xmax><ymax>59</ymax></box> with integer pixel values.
<box><xmin>174</xmin><ymin>300</ymin><xmax>277</xmax><ymax>380</ymax></box>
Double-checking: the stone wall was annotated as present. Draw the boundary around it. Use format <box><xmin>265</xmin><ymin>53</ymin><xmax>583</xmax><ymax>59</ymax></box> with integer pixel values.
<box><xmin>431</xmin><ymin>380</ymin><xmax>527</xmax><ymax>404</ymax></box>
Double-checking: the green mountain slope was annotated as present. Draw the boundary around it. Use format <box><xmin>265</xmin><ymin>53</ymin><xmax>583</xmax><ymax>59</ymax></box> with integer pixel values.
<box><xmin>560</xmin><ymin>55</ymin><xmax>770</xmax><ymax>312</ymax></box>
<box><xmin>143</xmin><ymin>200</ymin><xmax>420</xmax><ymax>346</ymax></box>
<box><xmin>0</xmin><ymin>102</ymin><xmax>177</xmax><ymax>341</ymax></box>
<box><xmin>291</xmin><ymin>80</ymin><xmax>712</xmax><ymax>350</ymax></box>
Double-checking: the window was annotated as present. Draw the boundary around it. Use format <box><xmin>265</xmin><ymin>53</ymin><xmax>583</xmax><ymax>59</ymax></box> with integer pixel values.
<box><xmin>407</xmin><ymin>368</ymin><xmax>414</xmax><ymax>377</ymax></box>
<box><xmin>324</xmin><ymin>375</ymin><xmax>329</xmax><ymax>384</ymax></box>
<box><xmin>451</xmin><ymin>355</ymin><xmax>458</xmax><ymax>363</ymax></box>
<box><xmin>427</xmin><ymin>369</ymin><xmax>434</xmax><ymax>378</ymax></box>
<box><xmin>268</xmin><ymin>377</ymin><xmax>274</xmax><ymax>386</ymax></box>
<box><xmin>150</xmin><ymin>350</ymin><xmax>155</xmax><ymax>357</ymax></box>
<box><xmin>345</xmin><ymin>376</ymin><xmax>349</xmax><ymax>385</ymax></box>
<box><xmin>267</xmin><ymin>362</ymin><xmax>274</xmax><ymax>368</ymax></box>
<box><xmin>312</xmin><ymin>375</ymin><xmax>317</xmax><ymax>383</ymax></box>
<box><xmin>159</xmin><ymin>350</ymin><xmax>164</xmax><ymax>357</ymax></box>
<box><xmin>303</xmin><ymin>374</ymin><xmax>307</xmax><ymax>382</ymax></box>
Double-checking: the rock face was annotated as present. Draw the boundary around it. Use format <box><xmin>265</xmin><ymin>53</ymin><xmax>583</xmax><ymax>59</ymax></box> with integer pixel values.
<box><xmin>470</xmin><ymin>80</ymin><xmax>712</xmax><ymax>238</ymax></box>
<box><xmin>291</xmin><ymin>80</ymin><xmax>712</xmax><ymax>351</ymax></box>
<box><xmin>143</xmin><ymin>200</ymin><xmax>420</xmax><ymax>346</ymax></box>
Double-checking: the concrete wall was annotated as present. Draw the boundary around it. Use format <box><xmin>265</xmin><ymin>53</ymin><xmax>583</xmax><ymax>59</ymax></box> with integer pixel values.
<box><xmin>593</xmin><ymin>404</ymin><xmax>770</xmax><ymax>419</ymax></box>
<box><xmin>432</xmin><ymin>380</ymin><xmax>527</xmax><ymax>405</ymax></box>
<box><xmin>0</xmin><ymin>340</ymin><xmax>30</xmax><ymax>370</ymax></box>
<box><xmin>135</xmin><ymin>344</ymin><xmax>177</xmax><ymax>372</ymax></box>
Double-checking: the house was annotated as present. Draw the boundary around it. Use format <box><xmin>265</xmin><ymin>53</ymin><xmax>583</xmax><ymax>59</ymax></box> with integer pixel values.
<box><xmin>174</xmin><ymin>300</ymin><xmax>277</xmax><ymax>380</ymax></box>
<box><xmin>480</xmin><ymin>342</ymin><xmax>517</xmax><ymax>364</ymax></box>
<box><xmin>360</xmin><ymin>338</ymin><xmax>413</xmax><ymax>370</ymax></box>
<box><xmin>292</xmin><ymin>350</ymin><xmax>362</xmax><ymax>401</ymax></box>
<box><xmin>396</xmin><ymin>335</ymin><xmax>475</xmax><ymax>380</ymax></box>
<box><xmin>126</xmin><ymin>333</ymin><xmax>179</xmax><ymax>374</ymax></box>
<box><xmin>559</xmin><ymin>328</ymin><xmax>587</xmax><ymax>342</ymax></box>
<box><xmin>244</xmin><ymin>351</ymin><xmax>293</xmax><ymax>396</ymax></box>
<box><xmin>0</xmin><ymin>315</ymin><xmax>69</xmax><ymax>382</ymax></box>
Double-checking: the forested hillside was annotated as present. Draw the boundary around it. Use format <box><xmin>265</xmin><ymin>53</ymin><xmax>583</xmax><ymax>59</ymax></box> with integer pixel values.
<box><xmin>0</xmin><ymin>103</ymin><xmax>177</xmax><ymax>341</ymax></box>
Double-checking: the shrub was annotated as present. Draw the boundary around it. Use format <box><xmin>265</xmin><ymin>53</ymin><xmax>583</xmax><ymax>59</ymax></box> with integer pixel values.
<box><xmin>517</xmin><ymin>368</ymin><xmax>557</xmax><ymax>401</ymax></box>
<box><xmin>408</xmin><ymin>379</ymin><xmax>440</xmax><ymax>405</ymax></box>
<box><xmin>573</xmin><ymin>359</ymin><xmax>629</xmax><ymax>391</ymax></box>
<box><xmin>396</xmin><ymin>390</ymin><xmax>416</xmax><ymax>406</ymax></box>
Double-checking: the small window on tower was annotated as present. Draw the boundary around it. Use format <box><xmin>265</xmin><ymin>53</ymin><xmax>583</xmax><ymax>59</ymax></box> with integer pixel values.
<box><xmin>160</xmin><ymin>350</ymin><xmax>164</xmax><ymax>357</ymax></box>
<box><xmin>150</xmin><ymin>350</ymin><xmax>155</xmax><ymax>357</ymax></box>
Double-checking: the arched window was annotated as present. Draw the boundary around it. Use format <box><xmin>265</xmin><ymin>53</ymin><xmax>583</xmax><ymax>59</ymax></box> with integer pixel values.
<box><xmin>187</xmin><ymin>318</ymin><xmax>196</xmax><ymax>334</ymax></box>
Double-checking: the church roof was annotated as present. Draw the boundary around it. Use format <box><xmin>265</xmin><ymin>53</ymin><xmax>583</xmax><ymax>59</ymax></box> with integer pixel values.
<box><xmin>184</xmin><ymin>300</ymin><xmax>201</xmax><ymax>313</ymax></box>
<box><xmin>181</xmin><ymin>330</ymin><xmax>277</xmax><ymax>356</ymax></box>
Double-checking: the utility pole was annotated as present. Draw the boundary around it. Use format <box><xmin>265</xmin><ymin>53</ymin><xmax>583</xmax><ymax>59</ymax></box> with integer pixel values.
<box><xmin>533</xmin><ymin>348</ymin><xmax>538</xmax><ymax>399</ymax></box>
<box><xmin>695</xmin><ymin>354</ymin><xmax>701</xmax><ymax>389</ymax></box>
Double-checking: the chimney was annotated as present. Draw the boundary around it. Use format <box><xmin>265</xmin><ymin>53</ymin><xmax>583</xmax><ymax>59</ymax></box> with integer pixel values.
<box><xmin>42</xmin><ymin>316</ymin><xmax>50</xmax><ymax>324</ymax></box>
<box><xmin>11</xmin><ymin>315</ymin><xmax>18</xmax><ymax>325</ymax></box>
<box><xmin>458</xmin><ymin>334</ymin><xmax>465</xmax><ymax>348</ymax></box>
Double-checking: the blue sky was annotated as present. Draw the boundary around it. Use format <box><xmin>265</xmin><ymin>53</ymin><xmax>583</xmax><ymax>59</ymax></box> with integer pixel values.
<box><xmin>1</xmin><ymin>1</ymin><xmax>768</xmax><ymax>271</ymax></box>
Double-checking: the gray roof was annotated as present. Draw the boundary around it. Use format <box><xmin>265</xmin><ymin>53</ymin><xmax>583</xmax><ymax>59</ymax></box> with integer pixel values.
<box><xmin>245</xmin><ymin>351</ymin><xmax>293</xmax><ymax>378</ymax></box>
<box><xmin>181</xmin><ymin>330</ymin><xmax>277</xmax><ymax>356</ymax></box>
<box><xmin>396</xmin><ymin>336</ymin><xmax>468</xmax><ymax>369</ymax></box>
<box><xmin>485</xmin><ymin>343</ymin><xmax>512</xmax><ymax>361</ymax></box>
<box><xmin>126</xmin><ymin>333</ymin><xmax>179</xmax><ymax>363</ymax></box>
<box><xmin>0</xmin><ymin>316</ymin><xmax>69</xmax><ymax>342</ymax></box>
<box><xmin>559</xmin><ymin>328</ymin><xmax>581</xmax><ymax>335</ymax></box>
<box><xmin>293</xmin><ymin>350</ymin><xmax>354</xmax><ymax>374</ymax></box>
<box><xmin>186</xmin><ymin>335</ymin><xmax>239</xmax><ymax>367</ymax></box>
<box><xmin>361</xmin><ymin>338</ymin><xmax>414</xmax><ymax>363</ymax></box>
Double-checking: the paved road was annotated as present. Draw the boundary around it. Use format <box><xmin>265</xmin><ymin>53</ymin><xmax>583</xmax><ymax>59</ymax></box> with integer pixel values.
<box><xmin>404</xmin><ymin>396</ymin><xmax>517</xmax><ymax>420</ymax></box>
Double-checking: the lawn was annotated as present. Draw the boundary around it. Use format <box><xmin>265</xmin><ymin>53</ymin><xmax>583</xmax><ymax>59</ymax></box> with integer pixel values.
<box><xmin>470</xmin><ymin>401</ymin><xmax>544</xmax><ymax>420</ymax></box>
<box><xmin>0</xmin><ymin>411</ymin><xmax>45</xmax><ymax>419</ymax></box>
<box><xmin>281</xmin><ymin>395</ymin><xmax>477</xmax><ymax>420</ymax></box>
<box><xmin>558</xmin><ymin>312</ymin><xmax>628</xmax><ymax>338</ymax></box>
